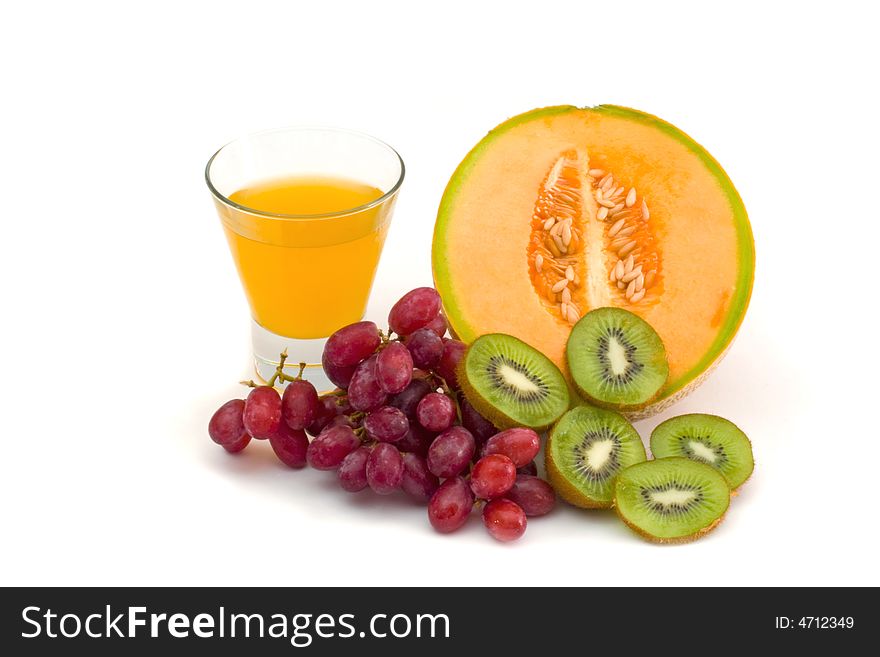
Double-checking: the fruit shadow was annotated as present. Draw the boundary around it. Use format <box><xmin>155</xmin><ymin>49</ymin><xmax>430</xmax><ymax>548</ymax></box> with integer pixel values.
<box><xmin>552</xmin><ymin>505</ymin><xmax>636</xmax><ymax>540</ymax></box>
<box><xmin>313</xmin><ymin>472</ymin><xmax>429</xmax><ymax>513</ymax></box>
<box><xmin>212</xmin><ymin>439</ymin><xmax>430</xmax><ymax>514</ymax></box>
<box><xmin>552</xmin><ymin>505</ymin><xmax>740</xmax><ymax>548</ymax></box>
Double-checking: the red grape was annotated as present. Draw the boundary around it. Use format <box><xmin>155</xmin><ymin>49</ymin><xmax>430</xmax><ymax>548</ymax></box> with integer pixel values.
<box><xmin>375</xmin><ymin>341</ymin><xmax>413</xmax><ymax>394</ymax></box>
<box><xmin>459</xmin><ymin>397</ymin><xmax>497</xmax><ymax>445</ymax></box>
<box><xmin>405</xmin><ymin>328</ymin><xmax>444</xmax><ymax>370</ymax></box>
<box><xmin>388</xmin><ymin>287</ymin><xmax>441</xmax><ymax>336</ymax></box>
<box><xmin>363</xmin><ymin>406</ymin><xmax>409</xmax><ymax>443</ymax></box>
<box><xmin>209</xmin><ymin>399</ymin><xmax>248</xmax><ymax>447</ymax></box>
<box><xmin>222</xmin><ymin>432</ymin><xmax>251</xmax><ymax>454</ymax></box>
<box><xmin>470</xmin><ymin>454</ymin><xmax>516</xmax><ymax>499</ymax></box>
<box><xmin>428</xmin><ymin>477</ymin><xmax>474</xmax><ymax>534</ymax></box>
<box><xmin>427</xmin><ymin>426</ymin><xmax>475</xmax><ymax>478</ymax></box>
<box><xmin>269</xmin><ymin>424</ymin><xmax>309</xmax><ymax>468</ymax></box>
<box><xmin>394</xmin><ymin>425</ymin><xmax>435</xmax><ymax>456</ymax></box>
<box><xmin>505</xmin><ymin>475</ymin><xmax>556</xmax><ymax>517</ymax></box>
<box><xmin>401</xmin><ymin>452</ymin><xmax>439</xmax><ymax>501</ymax></box>
<box><xmin>322</xmin><ymin>351</ymin><xmax>357</xmax><ymax>389</ymax></box>
<box><xmin>323</xmin><ymin>320</ymin><xmax>380</xmax><ymax>367</ymax></box>
<box><xmin>388</xmin><ymin>378</ymin><xmax>433</xmax><ymax>422</ymax></box>
<box><xmin>281</xmin><ymin>379</ymin><xmax>319</xmax><ymax>430</ymax></box>
<box><xmin>337</xmin><ymin>446</ymin><xmax>370</xmax><ymax>492</ymax></box>
<box><xmin>242</xmin><ymin>386</ymin><xmax>282</xmax><ymax>440</ymax></box>
<box><xmin>306</xmin><ymin>425</ymin><xmax>360</xmax><ymax>470</ymax></box>
<box><xmin>347</xmin><ymin>355</ymin><xmax>387</xmax><ymax>412</ymax></box>
<box><xmin>306</xmin><ymin>395</ymin><xmax>340</xmax><ymax>436</ymax></box>
<box><xmin>416</xmin><ymin>392</ymin><xmax>456</xmax><ymax>433</ymax></box>
<box><xmin>425</xmin><ymin>313</ymin><xmax>448</xmax><ymax>338</ymax></box>
<box><xmin>366</xmin><ymin>443</ymin><xmax>404</xmax><ymax>495</ymax></box>
<box><xmin>435</xmin><ymin>339</ymin><xmax>466</xmax><ymax>389</ymax></box>
<box><xmin>517</xmin><ymin>461</ymin><xmax>539</xmax><ymax>477</ymax></box>
<box><xmin>482</xmin><ymin>498</ymin><xmax>527</xmax><ymax>542</ymax></box>
<box><xmin>482</xmin><ymin>428</ymin><xmax>541</xmax><ymax>467</ymax></box>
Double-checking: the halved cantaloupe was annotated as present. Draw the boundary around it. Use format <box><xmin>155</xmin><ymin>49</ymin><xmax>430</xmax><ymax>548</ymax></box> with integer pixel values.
<box><xmin>432</xmin><ymin>105</ymin><xmax>754</xmax><ymax>418</ymax></box>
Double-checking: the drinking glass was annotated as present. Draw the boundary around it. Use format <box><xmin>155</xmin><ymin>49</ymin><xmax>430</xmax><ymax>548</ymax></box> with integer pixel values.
<box><xmin>206</xmin><ymin>127</ymin><xmax>404</xmax><ymax>387</ymax></box>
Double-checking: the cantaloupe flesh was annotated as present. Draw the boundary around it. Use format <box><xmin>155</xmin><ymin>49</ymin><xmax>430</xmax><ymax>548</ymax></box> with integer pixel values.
<box><xmin>433</xmin><ymin>106</ymin><xmax>754</xmax><ymax>404</ymax></box>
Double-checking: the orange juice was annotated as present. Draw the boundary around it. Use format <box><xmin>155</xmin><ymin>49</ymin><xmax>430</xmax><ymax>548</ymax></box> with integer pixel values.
<box><xmin>219</xmin><ymin>175</ymin><xmax>391</xmax><ymax>339</ymax></box>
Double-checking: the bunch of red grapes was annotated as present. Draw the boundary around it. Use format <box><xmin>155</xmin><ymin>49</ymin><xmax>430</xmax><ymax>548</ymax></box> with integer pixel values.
<box><xmin>208</xmin><ymin>287</ymin><xmax>555</xmax><ymax>542</ymax></box>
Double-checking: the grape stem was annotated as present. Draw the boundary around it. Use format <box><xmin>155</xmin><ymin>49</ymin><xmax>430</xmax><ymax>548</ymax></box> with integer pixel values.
<box><xmin>238</xmin><ymin>350</ymin><xmax>301</xmax><ymax>388</ymax></box>
<box><xmin>427</xmin><ymin>373</ymin><xmax>463</xmax><ymax>421</ymax></box>
<box><xmin>281</xmin><ymin>361</ymin><xmax>307</xmax><ymax>381</ymax></box>
<box><xmin>377</xmin><ymin>328</ymin><xmax>395</xmax><ymax>348</ymax></box>
<box><xmin>427</xmin><ymin>372</ymin><xmax>456</xmax><ymax>398</ymax></box>
<box><xmin>265</xmin><ymin>349</ymin><xmax>289</xmax><ymax>387</ymax></box>
<box><xmin>267</xmin><ymin>351</ymin><xmax>311</xmax><ymax>387</ymax></box>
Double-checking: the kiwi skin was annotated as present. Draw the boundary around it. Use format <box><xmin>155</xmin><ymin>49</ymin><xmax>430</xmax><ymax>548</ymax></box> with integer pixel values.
<box><xmin>545</xmin><ymin>447</ymin><xmax>610</xmax><ymax>509</ymax></box>
<box><xmin>612</xmin><ymin>457</ymin><xmax>731</xmax><ymax>545</ymax></box>
<box><xmin>455</xmin><ymin>341</ymin><xmax>569</xmax><ymax>432</ymax></box>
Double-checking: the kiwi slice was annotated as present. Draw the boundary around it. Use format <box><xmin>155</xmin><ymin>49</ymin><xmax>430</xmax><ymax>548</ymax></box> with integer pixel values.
<box><xmin>613</xmin><ymin>457</ymin><xmax>730</xmax><ymax>543</ymax></box>
<box><xmin>545</xmin><ymin>405</ymin><xmax>646</xmax><ymax>508</ymax></box>
<box><xmin>566</xmin><ymin>307</ymin><xmax>669</xmax><ymax>411</ymax></box>
<box><xmin>458</xmin><ymin>333</ymin><xmax>569</xmax><ymax>431</ymax></box>
<box><xmin>650</xmin><ymin>414</ymin><xmax>754</xmax><ymax>490</ymax></box>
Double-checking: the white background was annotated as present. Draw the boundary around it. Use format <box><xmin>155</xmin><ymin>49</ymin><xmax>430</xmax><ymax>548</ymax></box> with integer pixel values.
<box><xmin>2</xmin><ymin>0</ymin><xmax>878</xmax><ymax>587</ymax></box>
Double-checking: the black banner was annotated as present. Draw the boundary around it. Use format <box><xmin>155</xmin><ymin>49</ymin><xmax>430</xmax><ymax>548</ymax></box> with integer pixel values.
<box><xmin>0</xmin><ymin>587</ymin><xmax>870</xmax><ymax>654</ymax></box>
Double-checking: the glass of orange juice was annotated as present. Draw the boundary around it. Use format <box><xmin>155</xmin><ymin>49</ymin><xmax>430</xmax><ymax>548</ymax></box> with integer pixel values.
<box><xmin>205</xmin><ymin>127</ymin><xmax>404</xmax><ymax>386</ymax></box>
